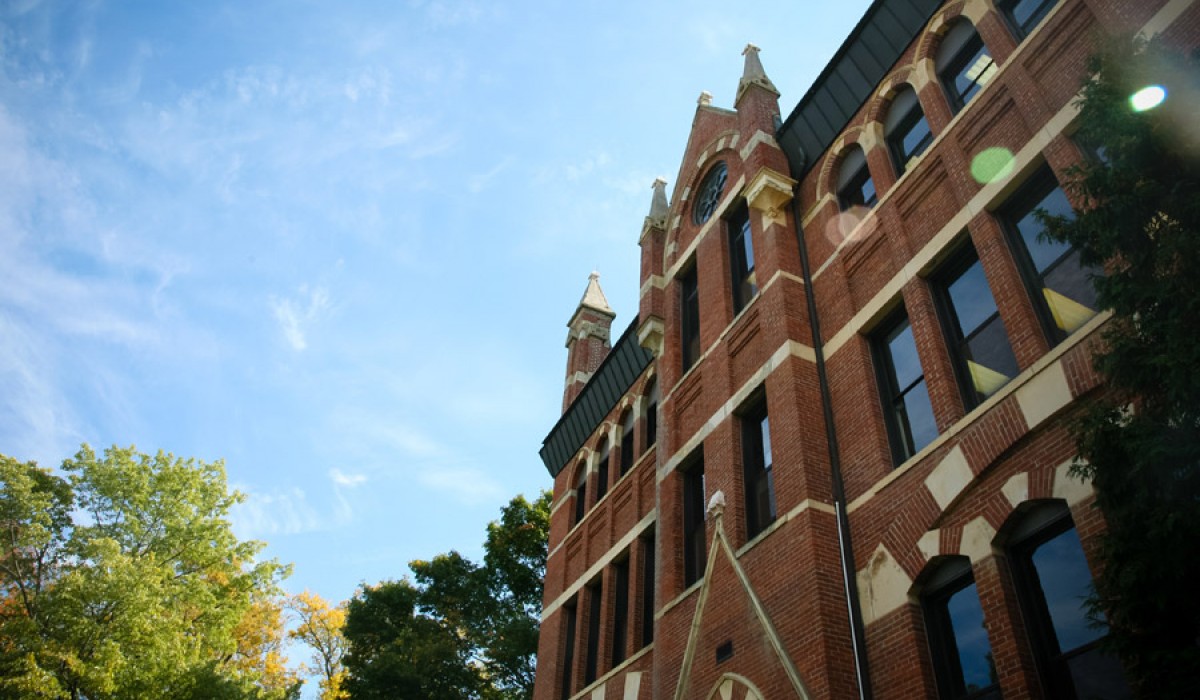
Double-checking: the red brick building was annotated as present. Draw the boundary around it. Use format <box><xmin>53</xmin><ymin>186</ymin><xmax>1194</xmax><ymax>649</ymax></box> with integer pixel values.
<box><xmin>534</xmin><ymin>1</ymin><xmax>1199</xmax><ymax>698</ymax></box>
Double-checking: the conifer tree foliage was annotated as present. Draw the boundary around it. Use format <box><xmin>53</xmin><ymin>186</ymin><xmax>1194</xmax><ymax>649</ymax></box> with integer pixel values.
<box><xmin>0</xmin><ymin>445</ymin><xmax>292</xmax><ymax>699</ymax></box>
<box><xmin>1041</xmin><ymin>37</ymin><xmax>1200</xmax><ymax>697</ymax></box>
<box><xmin>342</xmin><ymin>491</ymin><xmax>550</xmax><ymax>700</ymax></box>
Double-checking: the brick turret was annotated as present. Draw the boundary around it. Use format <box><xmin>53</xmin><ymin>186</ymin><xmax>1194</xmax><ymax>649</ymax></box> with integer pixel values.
<box><xmin>562</xmin><ymin>272</ymin><xmax>616</xmax><ymax>412</ymax></box>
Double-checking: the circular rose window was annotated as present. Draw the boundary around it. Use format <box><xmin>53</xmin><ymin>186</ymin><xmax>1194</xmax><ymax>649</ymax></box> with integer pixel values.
<box><xmin>692</xmin><ymin>161</ymin><xmax>728</xmax><ymax>225</ymax></box>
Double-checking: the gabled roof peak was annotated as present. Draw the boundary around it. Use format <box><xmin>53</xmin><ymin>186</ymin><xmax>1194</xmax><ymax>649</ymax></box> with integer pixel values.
<box><xmin>579</xmin><ymin>271</ymin><xmax>614</xmax><ymax>317</ymax></box>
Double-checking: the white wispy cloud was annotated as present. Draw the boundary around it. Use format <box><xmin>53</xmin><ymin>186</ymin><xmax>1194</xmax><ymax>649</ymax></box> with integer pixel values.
<box><xmin>230</xmin><ymin>486</ymin><xmax>323</xmax><ymax>540</ymax></box>
<box><xmin>417</xmin><ymin>464</ymin><xmax>505</xmax><ymax>505</ymax></box>
<box><xmin>330</xmin><ymin>468</ymin><xmax>367</xmax><ymax>487</ymax></box>
<box><xmin>270</xmin><ymin>285</ymin><xmax>331</xmax><ymax>351</ymax></box>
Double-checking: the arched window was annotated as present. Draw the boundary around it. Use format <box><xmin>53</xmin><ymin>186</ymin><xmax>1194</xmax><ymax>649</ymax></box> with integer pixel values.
<box><xmin>1005</xmin><ymin>502</ymin><xmax>1130</xmax><ymax>699</ymax></box>
<box><xmin>573</xmin><ymin>463</ymin><xmax>588</xmax><ymax>527</ymax></box>
<box><xmin>936</xmin><ymin>19</ymin><xmax>996</xmax><ymax>112</ymax></box>
<box><xmin>837</xmin><ymin>145</ymin><xmax>877</xmax><ymax>210</ymax></box>
<box><xmin>595</xmin><ymin>438</ymin><xmax>610</xmax><ymax>503</ymax></box>
<box><xmin>920</xmin><ymin>557</ymin><xmax>1000</xmax><ymax>700</ymax></box>
<box><xmin>618</xmin><ymin>410</ymin><xmax>636</xmax><ymax>476</ymax></box>
<box><xmin>644</xmin><ymin>378</ymin><xmax>659</xmax><ymax>451</ymax></box>
<box><xmin>885</xmin><ymin>86</ymin><xmax>933</xmax><ymax>177</ymax></box>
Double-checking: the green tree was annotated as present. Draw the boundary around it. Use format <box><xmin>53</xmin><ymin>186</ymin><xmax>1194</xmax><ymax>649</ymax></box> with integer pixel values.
<box><xmin>0</xmin><ymin>445</ymin><xmax>290</xmax><ymax>699</ymax></box>
<box><xmin>342</xmin><ymin>491</ymin><xmax>550</xmax><ymax>700</ymax></box>
<box><xmin>342</xmin><ymin>580</ymin><xmax>489</xmax><ymax>700</ymax></box>
<box><xmin>1042</xmin><ymin>37</ymin><xmax>1200</xmax><ymax>697</ymax></box>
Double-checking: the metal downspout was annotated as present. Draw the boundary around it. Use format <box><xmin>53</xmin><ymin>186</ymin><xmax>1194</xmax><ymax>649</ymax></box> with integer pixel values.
<box><xmin>790</xmin><ymin>192</ymin><xmax>874</xmax><ymax>700</ymax></box>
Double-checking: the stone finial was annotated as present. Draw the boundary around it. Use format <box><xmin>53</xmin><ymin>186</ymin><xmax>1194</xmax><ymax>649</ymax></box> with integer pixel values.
<box><xmin>707</xmin><ymin>490</ymin><xmax>726</xmax><ymax>519</ymax></box>
<box><xmin>648</xmin><ymin>177</ymin><xmax>669</xmax><ymax>223</ymax></box>
<box><xmin>737</xmin><ymin>43</ymin><xmax>779</xmax><ymax>103</ymax></box>
<box><xmin>698</xmin><ymin>90</ymin><xmax>714</xmax><ymax>106</ymax></box>
<box><xmin>579</xmin><ymin>271</ymin><xmax>614</xmax><ymax>317</ymax></box>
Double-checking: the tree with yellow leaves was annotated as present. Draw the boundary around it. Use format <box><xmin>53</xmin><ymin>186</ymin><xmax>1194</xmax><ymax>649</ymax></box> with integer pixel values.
<box><xmin>288</xmin><ymin>591</ymin><xmax>349</xmax><ymax>700</ymax></box>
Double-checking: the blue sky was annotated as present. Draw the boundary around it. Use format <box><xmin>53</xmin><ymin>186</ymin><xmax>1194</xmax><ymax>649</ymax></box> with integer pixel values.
<box><xmin>0</xmin><ymin>0</ymin><xmax>873</xmax><ymax>610</ymax></box>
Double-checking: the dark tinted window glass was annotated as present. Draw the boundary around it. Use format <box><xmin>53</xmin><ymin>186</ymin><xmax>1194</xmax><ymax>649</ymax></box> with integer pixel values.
<box><xmin>595</xmin><ymin>441</ymin><xmax>609</xmax><ymax>503</ymax></box>
<box><xmin>886</xmin><ymin>88</ymin><xmax>933</xmax><ymax>176</ymax></box>
<box><xmin>641</xmin><ymin>533</ymin><xmax>655</xmax><ymax>647</ymax></box>
<box><xmin>1001</xmin><ymin>170</ymin><xmax>1099</xmax><ymax>340</ymax></box>
<box><xmin>561</xmin><ymin>602</ymin><xmax>577</xmax><ymax>700</ymax></box>
<box><xmin>837</xmin><ymin>147</ymin><xmax>877</xmax><ymax>211</ymax></box>
<box><xmin>876</xmin><ymin>313</ymin><xmax>939</xmax><ymax>464</ymax></box>
<box><xmin>729</xmin><ymin>208</ymin><xmax>758</xmax><ymax>314</ymax></box>
<box><xmin>1001</xmin><ymin>0</ymin><xmax>1058</xmax><ymax>37</ymax></box>
<box><xmin>645</xmin><ymin>381</ymin><xmax>658</xmax><ymax>450</ymax></box>
<box><xmin>573</xmin><ymin>467</ymin><xmax>587</xmax><ymax>526</ymax></box>
<box><xmin>584</xmin><ymin>581</ymin><xmax>602</xmax><ymax>684</ymax></box>
<box><xmin>681</xmin><ymin>266</ymin><xmax>701</xmax><ymax>371</ymax></box>
<box><xmin>937</xmin><ymin>22</ymin><xmax>996</xmax><ymax>112</ymax></box>
<box><xmin>611</xmin><ymin>560</ymin><xmax>629</xmax><ymax>666</ymax></box>
<box><xmin>743</xmin><ymin>400</ymin><xmax>776</xmax><ymax>539</ymax></box>
<box><xmin>682</xmin><ymin>457</ymin><xmax>706</xmax><ymax>586</ymax></box>
<box><xmin>924</xmin><ymin>562</ymin><xmax>1001</xmax><ymax>700</ymax></box>
<box><xmin>938</xmin><ymin>250</ymin><xmax>1019</xmax><ymax>405</ymax></box>
<box><xmin>619</xmin><ymin>412</ymin><xmax>635</xmax><ymax>476</ymax></box>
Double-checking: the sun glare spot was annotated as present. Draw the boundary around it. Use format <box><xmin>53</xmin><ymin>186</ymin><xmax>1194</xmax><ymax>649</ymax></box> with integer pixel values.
<box><xmin>1129</xmin><ymin>85</ymin><xmax>1166</xmax><ymax>112</ymax></box>
<box><xmin>970</xmin><ymin>147</ymin><xmax>1015</xmax><ymax>185</ymax></box>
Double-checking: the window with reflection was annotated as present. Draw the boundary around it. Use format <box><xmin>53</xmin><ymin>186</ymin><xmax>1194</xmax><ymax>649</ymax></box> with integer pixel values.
<box><xmin>885</xmin><ymin>86</ymin><xmax>934</xmax><ymax>176</ymax></box>
<box><xmin>1008</xmin><ymin>502</ymin><xmax>1131</xmax><ymax>699</ymax></box>
<box><xmin>934</xmin><ymin>244</ymin><xmax>1019</xmax><ymax>408</ymax></box>
<box><xmin>999</xmin><ymin>0</ymin><xmax>1058</xmax><ymax>39</ymax></box>
<box><xmin>619</xmin><ymin>410</ymin><xmax>635</xmax><ymax>476</ymax></box>
<box><xmin>873</xmin><ymin>308</ymin><xmax>939</xmax><ymax>465</ymax></box>
<box><xmin>922</xmin><ymin>557</ymin><xmax>1000</xmax><ymax>700</ymax></box>
<box><xmin>560</xmin><ymin>600</ymin><xmax>577</xmax><ymax>700</ymax></box>
<box><xmin>998</xmin><ymin>167</ymin><xmax>1098</xmax><ymax>343</ymax></box>
<box><xmin>741</xmin><ymin>396</ymin><xmax>775</xmax><ymax>539</ymax></box>
<box><xmin>595</xmin><ymin>438</ymin><xmax>610</xmax><ymax>503</ymax></box>
<box><xmin>728</xmin><ymin>205</ymin><xmax>758</xmax><ymax>314</ymax></box>
<box><xmin>936</xmin><ymin>20</ymin><xmax>996</xmax><ymax>112</ymax></box>
<box><xmin>837</xmin><ymin>145</ymin><xmax>877</xmax><ymax>210</ymax></box>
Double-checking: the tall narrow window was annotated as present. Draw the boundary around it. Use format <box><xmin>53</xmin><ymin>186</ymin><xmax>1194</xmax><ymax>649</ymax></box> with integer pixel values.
<box><xmin>885</xmin><ymin>86</ymin><xmax>934</xmax><ymax>177</ymax></box>
<box><xmin>728</xmin><ymin>206</ymin><xmax>758</xmax><ymax>314</ymax></box>
<box><xmin>595</xmin><ymin>439</ymin><xmax>610</xmax><ymax>503</ymax></box>
<box><xmin>934</xmin><ymin>245</ymin><xmax>1019</xmax><ymax>408</ymax></box>
<box><xmin>680</xmin><ymin>265</ymin><xmax>701</xmax><ymax>372</ymax></box>
<box><xmin>1008</xmin><ymin>503</ymin><xmax>1130</xmax><ymax>699</ymax></box>
<box><xmin>561</xmin><ymin>601</ymin><xmax>577</xmax><ymax>700</ymax></box>
<box><xmin>999</xmin><ymin>0</ymin><xmax>1058</xmax><ymax>39</ymax></box>
<box><xmin>682</xmin><ymin>454</ymin><xmax>706</xmax><ymax>587</ymax></box>
<box><xmin>922</xmin><ymin>557</ymin><xmax>1001</xmax><ymax>700</ymax></box>
<box><xmin>611</xmin><ymin>559</ymin><xmax>629</xmax><ymax>667</ymax></box>
<box><xmin>641</xmin><ymin>531</ymin><xmax>655</xmax><ymax>647</ymax></box>
<box><xmin>742</xmin><ymin>397</ymin><xmax>776</xmax><ymax>539</ymax></box>
<box><xmin>619</xmin><ymin>411</ymin><xmax>635</xmax><ymax>476</ymax></box>
<box><xmin>936</xmin><ymin>20</ymin><xmax>996</xmax><ymax>112</ymax></box>
<box><xmin>573</xmin><ymin>464</ymin><xmax>588</xmax><ymax>527</ymax></box>
<box><xmin>874</xmin><ymin>309</ymin><xmax>939</xmax><ymax>465</ymax></box>
<box><xmin>837</xmin><ymin>145</ymin><xmax>877</xmax><ymax>211</ymax></box>
<box><xmin>644</xmin><ymin>379</ymin><xmax>658</xmax><ymax>451</ymax></box>
<box><xmin>999</xmin><ymin>168</ymin><xmax>1098</xmax><ymax>343</ymax></box>
<box><xmin>584</xmin><ymin>580</ymin><xmax>603</xmax><ymax>685</ymax></box>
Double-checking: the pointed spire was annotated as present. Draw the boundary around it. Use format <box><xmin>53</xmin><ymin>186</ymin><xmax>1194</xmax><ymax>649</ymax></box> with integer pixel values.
<box><xmin>737</xmin><ymin>43</ymin><xmax>779</xmax><ymax>104</ymax></box>
<box><xmin>646</xmin><ymin>177</ymin><xmax>668</xmax><ymax>228</ymax></box>
<box><xmin>579</xmin><ymin>271</ymin><xmax>614</xmax><ymax>317</ymax></box>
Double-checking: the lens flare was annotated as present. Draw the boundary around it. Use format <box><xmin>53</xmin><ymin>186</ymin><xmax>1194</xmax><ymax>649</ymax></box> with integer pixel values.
<box><xmin>1129</xmin><ymin>85</ymin><xmax>1166</xmax><ymax>112</ymax></box>
<box><xmin>970</xmin><ymin>147</ymin><xmax>1015</xmax><ymax>185</ymax></box>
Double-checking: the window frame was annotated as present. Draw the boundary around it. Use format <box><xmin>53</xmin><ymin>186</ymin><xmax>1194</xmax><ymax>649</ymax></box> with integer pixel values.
<box><xmin>595</xmin><ymin>438</ymin><xmax>610</xmax><ymax>504</ymax></box>
<box><xmin>727</xmin><ymin>204</ymin><xmax>758</xmax><ymax>315</ymax></box>
<box><xmin>936</xmin><ymin>20</ymin><xmax>996</xmax><ymax>113</ymax></box>
<box><xmin>680</xmin><ymin>264</ymin><xmax>701</xmax><ymax>372</ymax></box>
<box><xmin>619</xmin><ymin>410</ymin><xmax>635</xmax><ymax>476</ymax></box>
<box><xmin>837</xmin><ymin>145</ymin><xmax>877</xmax><ymax>211</ymax></box>
<box><xmin>681</xmin><ymin>453</ymin><xmax>707</xmax><ymax>588</ymax></box>
<box><xmin>922</xmin><ymin>557</ymin><xmax>1001</xmax><ymax>700</ymax></box>
<box><xmin>644</xmin><ymin>379</ymin><xmax>658</xmax><ymax>453</ymax></box>
<box><xmin>741</xmin><ymin>395</ymin><xmax>776</xmax><ymax>540</ymax></box>
<box><xmin>885</xmin><ymin>86</ymin><xmax>934</xmax><ymax>177</ymax></box>
<box><xmin>583</xmin><ymin>579</ymin><xmax>603</xmax><ymax>685</ymax></box>
<box><xmin>932</xmin><ymin>243</ymin><xmax>1019</xmax><ymax>410</ymax></box>
<box><xmin>640</xmin><ymin>530</ymin><xmax>655</xmax><ymax>648</ymax></box>
<box><xmin>1007</xmin><ymin>502</ymin><xmax>1130</xmax><ymax>699</ymax></box>
<box><xmin>996</xmin><ymin>167</ymin><xmax>1098</xmax><ymax>346</ymax></box>
<box><xmin>560</xmin><ymin>600</ymin><xmax>577</xmax><ymax>700</ymax></box>
<box><xmin>872</xmin><ymin>307</ymin><xmax>939</xmax><ymax>466</ymax></box>
<box><xmin>573</xmin><ymin>463</ymin><xmax>588</xmax><ymax>527</ymax></box>
<box><xmin>611</xmin><ymin>558</ymin><xmax>629</xmax><ymax>667</ymax></box>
